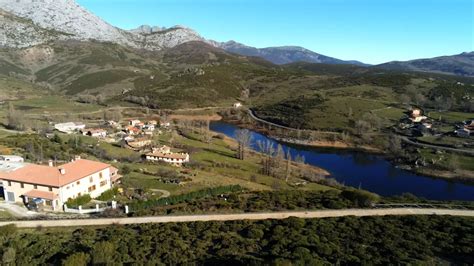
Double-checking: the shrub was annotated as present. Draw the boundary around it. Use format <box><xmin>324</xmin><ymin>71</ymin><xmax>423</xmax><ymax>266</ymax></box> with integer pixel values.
<box><xmin>97</xmin><ymin>188</ymin><xmax>119</xmax><ymax>201</ymax></box>
<box><xmin>66</xmin><ymin>195</ymin><xmax>92</xmax><ymax>208</ymax></box>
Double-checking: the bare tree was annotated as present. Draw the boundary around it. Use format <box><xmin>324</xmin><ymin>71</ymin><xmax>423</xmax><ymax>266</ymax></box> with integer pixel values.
<box><xmin>257</xmin><ymin>140</ymin><xmax>275</xmax><ymax>175</ymax></box>
<box><xmin>285</xmin><ymin>149</ymin><xmax>292</xmax><ymax>182</ymax></box>
<box><xmin>6</xmin><ymin>102</ymin><xmax>25</xmax><ymax>131</ymax></box>
<box><xmin>236</xmin><ymin>129</ymin><xmax>252</xmax><ymax>160</ymax></box>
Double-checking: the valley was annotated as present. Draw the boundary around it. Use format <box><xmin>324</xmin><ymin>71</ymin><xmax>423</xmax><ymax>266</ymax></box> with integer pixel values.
<box><xmin>0</xmin><ymin>0</ymin><xmax>472</xmax><ymax>264</ymax></box>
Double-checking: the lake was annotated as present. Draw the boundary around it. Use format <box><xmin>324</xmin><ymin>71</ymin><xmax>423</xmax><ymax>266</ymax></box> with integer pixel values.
<box><xmin>210</xmin><ymin>121</ymin><xmax>474</xmax><ymax>201</ymax></box>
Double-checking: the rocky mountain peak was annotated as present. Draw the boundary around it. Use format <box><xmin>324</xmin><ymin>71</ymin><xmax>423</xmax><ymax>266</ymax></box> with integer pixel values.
<box><xmin>0</xmin><ymin>0</ymin><xmax>206</xmax><ymax>50</ymax></box>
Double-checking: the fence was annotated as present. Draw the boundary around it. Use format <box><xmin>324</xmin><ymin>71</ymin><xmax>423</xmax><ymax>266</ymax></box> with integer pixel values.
<box><xmin>64</xmin><ymin>201</ymin><xmax>126</xmax><ymax>214</ymax></box>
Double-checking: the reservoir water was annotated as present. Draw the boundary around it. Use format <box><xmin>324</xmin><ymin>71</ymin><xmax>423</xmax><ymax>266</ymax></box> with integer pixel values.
<box><xmin>210</xmin><ymin>121</ymin><xmax>474</xmax><ymax>201</ymax></box>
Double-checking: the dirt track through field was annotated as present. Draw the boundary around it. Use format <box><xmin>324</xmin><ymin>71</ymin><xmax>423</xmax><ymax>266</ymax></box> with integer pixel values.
<box><xmin>1</xmin><ymin>208</ymin><xmax>473</xmax><ymax>228</ymax></box>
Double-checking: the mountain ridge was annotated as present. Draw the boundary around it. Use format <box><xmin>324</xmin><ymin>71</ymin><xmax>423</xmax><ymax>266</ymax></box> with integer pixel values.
<box><xmin>375</xmin><ymin>52</ymin><xmax>474</xmax><ymax>77</ymax></box>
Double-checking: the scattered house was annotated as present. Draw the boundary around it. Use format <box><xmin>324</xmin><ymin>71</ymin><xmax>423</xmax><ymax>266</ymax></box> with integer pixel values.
<box><xmin>455</xmin><ymin>120</ymin><xmax>474</xmax><ymax>138</ymax></box>
<box><xmin>143</xmin><ymin>129</ymin><xmax>154</xmax><ymax>136</ymax></box>
<box><xmin>126</xmin><ymin>137</ymin><xmax>152</xmax><ymax>150</ymax></box>
<box><xmin>136</xmin><ymin>122</ymin><xmax>146</xmax><ymax>130</ymax></box>
<box><xmin>129</xmin><ymin>120</ymin><xmax>141</xmax><ymax>126</ymax></box>
<box><xmin>54</xmin><ymin>122</ymin><xmax>86</xmax><ymax>134</ymax></box>
<box><xmin>416</xmin><ymin>122</ymin><xmax>433</xmax><ymax>136</ymax></box>
<box><xmin>409</xmin><ymin>108</ymin><xmax>428</xmax><ymax>123</ymax></box>
<box><xmin>233</xmin><ymin>102</ymin><xmax>242</xmax><ymax>108</ymax></box>
<box><xmin>143</xmin><ymin>124</ymin><xmax>155</xmax><ymax>131</ymax></box>
<box><xmin>0</xmin><ymin>158</ymin><xmax>121</xmax><ymax>211</ymax></box>
<box><xmin>123</xmin><ymin>135</ymin><xmax>135</xmax><ymax>142</ymax></box>
<box><xmin>145</xmin><ymin>146</ymin><xmax>190</xmax><ymax>166</ymax></box>
<box><xmin>124</xmin><ymin>126</ymin><xmax>141</xmax><ymax>135</ymax></box>
<box><xmin>147</xmin><ymin>120</ymin><xmax>158</xmax><ymax>126</ymax></box>
<box><xmin>456</xmin><ymin>128</ymin><xmax>472</xmax><ymax>138</ymax></box>
<box><xmin>81</xmin><ymin>128</ymin><xmax>107</xmax><ymax>138</ymax></box>
<box><xmin>106</xmin><ymin>120</ymin><xmax>119</xmax><ymax>128</ymax></box>
<box><xmin>160</xmin><ymin>122</ymin><xmax>171</xmax><ymax>128</ymax></box>
<box><xmin>0</xmin><ymin>155</ymin><xmax>24</xmax><ymax>163</ymax></box>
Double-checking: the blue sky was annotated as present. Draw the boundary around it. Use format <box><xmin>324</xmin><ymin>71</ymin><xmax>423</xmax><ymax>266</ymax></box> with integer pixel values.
<box><xmin>77</xmin><ymin>0</ymin><xmax>473</xmax><ymax>64</ymax></box>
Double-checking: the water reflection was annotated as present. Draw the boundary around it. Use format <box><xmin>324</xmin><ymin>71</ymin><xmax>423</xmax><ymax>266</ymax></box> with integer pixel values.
<box><xmin>210</xmin><ymin>121</ymin><xmax>474</xmax><ymax>201</ymax></box>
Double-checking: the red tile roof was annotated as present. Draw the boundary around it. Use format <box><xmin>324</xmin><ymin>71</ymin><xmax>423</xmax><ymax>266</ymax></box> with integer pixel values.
<box><xmin>0</xmin><ymin>159</ymin><xmax>111</xmax><ymax>187</ymax></box>
<box><xmin>23</xmin><ymin>190</ymin><xmax>58</xmax><ymax>200</ymax></box>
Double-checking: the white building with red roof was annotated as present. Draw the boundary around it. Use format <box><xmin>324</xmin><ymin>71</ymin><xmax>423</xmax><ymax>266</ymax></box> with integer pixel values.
<box><xmin>0</xmin><ymin>158</ymin><xmax>120</xmax><ymax>211</ymax></box>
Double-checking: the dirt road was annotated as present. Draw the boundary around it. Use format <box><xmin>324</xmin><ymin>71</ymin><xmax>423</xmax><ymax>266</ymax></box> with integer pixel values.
<box><xmin>1</xmin><ymin>208</ymin><xmax>473</xmax><ymax>228</ymax></box>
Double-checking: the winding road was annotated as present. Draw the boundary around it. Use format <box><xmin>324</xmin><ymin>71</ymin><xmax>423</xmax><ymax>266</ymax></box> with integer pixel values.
<box><xmin>1</xmin><ymin>208</ymin><xmax>473</xmax><ymax>228</ymax></box>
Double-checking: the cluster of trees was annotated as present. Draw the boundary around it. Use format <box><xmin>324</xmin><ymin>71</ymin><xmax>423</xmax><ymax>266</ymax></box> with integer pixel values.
<box><xmin>255</xmin><ymin>139</ymin><xmax>308</xmax><ymax>181</ymax></box>
<box><xmin>129</xmin><ymin>185</ymin><xmax>242</xmax><ymax>212</ymax></box>
<box><xmin>1</xmin><ymin>215</ymin><xmax>472</xmax><ymax>264</ymax></box>
<box><xmin>130</xmin><ymin>188</ymin><xmax>379</xmax><ymax>216</ymax></box>
<box><xmin>76</xmin><ymin>94</ymin><xmax>105</xmax><ymax>105</ymax></box>
<box><xmin>6</xmin><ymin>103</ymin><xmax>26</xmax><ymax>131</ymax></box>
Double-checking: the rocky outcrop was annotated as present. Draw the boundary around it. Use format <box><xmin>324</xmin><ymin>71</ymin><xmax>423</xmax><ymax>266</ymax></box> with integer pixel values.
<box><xmin>0</xmin><ymin>0</ymin><xmax>206</xmax><ymax>50</ymax></box>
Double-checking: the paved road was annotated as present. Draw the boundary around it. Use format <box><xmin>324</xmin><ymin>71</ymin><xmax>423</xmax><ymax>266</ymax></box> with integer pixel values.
<box><xmin>401</xmin><ymin>136</ymin><xmax>474</xmax><ymax>156</ymax></box>
<box><xmin>1</xmin><ymin>208</ymin><xmax>473</xmax><ymax>228</ymax></box>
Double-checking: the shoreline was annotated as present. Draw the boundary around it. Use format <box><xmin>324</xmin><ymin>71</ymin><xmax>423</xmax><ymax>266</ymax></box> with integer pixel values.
<box><xmin>216</xmin><ymin>119</ymin><xmax>474</xmax><ymax>184</ymax></box>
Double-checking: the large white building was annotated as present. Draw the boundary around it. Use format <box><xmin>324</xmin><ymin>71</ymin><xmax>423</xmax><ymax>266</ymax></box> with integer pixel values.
<box><xmin>0</xmin><ymin>158</ymin><xmax>120</xmax><ymax>211</ymax></box>
<box><xmin>54</xmin><ymin>122</ymin><xmax>86</xmax><ymax>134</ymax></box>
<box><xmin>145</xmin><ymin>146</ymin><xmax>190</xmax><ymax>166</ymax></box>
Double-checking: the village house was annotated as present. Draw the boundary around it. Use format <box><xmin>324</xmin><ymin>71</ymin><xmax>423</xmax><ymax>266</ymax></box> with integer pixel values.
<box><xmin>106</xmin><ymin>120</ymin><xmax>119</xmax><ymax>128</ymax></box>
<box><xmin>455</xmin><ymin>120</ymin><xmax>474</xmax><ymax>138</ymax></box>
<box><xmin>129</xmin><ymin>119</ymin><xmax>141</xmax><ymax>126</ymax></box>
<box><xmin>160</xmin><ymin>121</ymin><xmax>171</xmax><ymax>128</ymax></box>
<box><xmin>81</xmin><ymin>128</ymin><xmax>107</xmax><ymax>138</ymax></box>
<box><xmin>233</xmin><ymin>102</ymin><xmax>242</xmax><ymax>108</ymax></box>
<box><xmin>0</xmin><ymin>158</ymin><xmax>120</xmax><ymax>211</ymax></box>
<box><xmin>456</xmin><ymin>128</ymin><xmax>472</xmax><ymax>138</ymax></box>
<box><xmin>54</xmin><ymin>122</ymin><xmax>86</xmax><ymax>134</ymax></box>
<box><xmin>408</xmin><ymin>108</ymin><xmax>428</xmax><ymax>123</ymax></box>
<box><xmin>145</xmin><ymin>145</ymin><xmax>190</xmax><ymax>166</ymax></box>
<box><xmin>147</xmin><ymin>120</ymin><xmax>158</xmax><ymax>126</ymax></box>
<box><xmin>124</xmin><ymin>126</ymin><xmax>141</xmax><ymax>135</ymax></box>
<box><xmin>126</xmin><ymin>137</ymin><xmax>152</xmax><ymax>150</ymax></box>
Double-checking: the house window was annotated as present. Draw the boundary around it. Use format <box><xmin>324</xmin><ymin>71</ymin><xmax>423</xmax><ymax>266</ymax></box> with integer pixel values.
<box><xmin>20</xmin><ymin>183</ymin><xmax>24</xmax><ymax>188</ymax></box>
<box><xmin>89</xmin><ymin>176</ymin><xmax>93</xmax><ymax>183</ymax></box>
<box><xmin>78</xmin><ymin>193</ymin><xmax>81</xmax><ymax>197</ymax></box>
<box><xmin>8</xmin><ymin>181</ymin><xmax>11</xmax><ymax>186</ymax></box>
<box><xmin>49</xmin><ymin>187</ymin><xmax>53</xmax><ymax>192</ymax></box>
<box><xmin>88</xmin><ymin>185</ymin><xmax>96</xmax><ymax>192</ymax></box>
<box><xmin>99</xmin><ymin>172</ymin><xmax>103</xmax><ymax>178</ymax></box>
<box><xmin>76</xmin><ymin>181</ymin><xmax>80</xmax><ymax>185</ymax></box>
<box><xmin>100</xmin><ymin>180</ymin><xmax>107</xmax><ymax>187</ymax></box>
<box><xmin>34</xmin><ymin>185</ymin><xmax>38</xmax><ymax>189</ymax></box>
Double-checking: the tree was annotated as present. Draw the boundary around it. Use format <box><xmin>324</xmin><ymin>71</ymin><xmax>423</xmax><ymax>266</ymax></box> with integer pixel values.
<box><xmin>235</xmin><ymin>129</ymin><xmax>252</xmax><ymax>160</ymax></box>
<box><xmin>62</xmin><ymin>252</ymin><xmax>90</xmax><ymax>266</ymax></box>
<box><xmin>257</xmin><ymin>140</ymin><xmax>276</xmax><ymax>176</ymax></box>
<box><xmin>387</xmin><ymin>134</ymin><xmax>403</xmax><ymax>157</ymax></box>
<box><xmin>6</xmin><ymin>102</ymin><xmax>25</xmax><ymax>131</ymax></box>
<box><xmin>285</xmin><ymin>149</ymin><xmax>292</xmax><ymax>182</ymax></box>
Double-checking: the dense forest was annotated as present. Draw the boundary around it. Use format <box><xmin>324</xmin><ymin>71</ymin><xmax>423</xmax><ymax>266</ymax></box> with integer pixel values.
<box><xmin>0</xmin><ymin>215</ymin><xmax>473</xmax><ymax>265</ymax></box>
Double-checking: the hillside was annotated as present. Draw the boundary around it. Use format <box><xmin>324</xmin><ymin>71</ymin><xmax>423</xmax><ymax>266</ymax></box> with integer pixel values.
<box><xmin>376</xmin><ymin>52</ymin><xmax>474</xmax><ymax>77</ymax></box>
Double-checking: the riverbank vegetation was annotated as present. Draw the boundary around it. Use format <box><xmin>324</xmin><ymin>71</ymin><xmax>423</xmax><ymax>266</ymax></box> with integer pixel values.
<box><xmin>0</xmin><ymin>215</ymin><xmax>473</xmax><ymax>264</ymax></box>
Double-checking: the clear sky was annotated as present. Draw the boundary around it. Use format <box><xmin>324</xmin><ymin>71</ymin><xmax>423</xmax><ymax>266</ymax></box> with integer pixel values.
<box><xmin>77</xmin><ymin>0</ymin><xmax>473</xmax><ymax>64</ymax></box>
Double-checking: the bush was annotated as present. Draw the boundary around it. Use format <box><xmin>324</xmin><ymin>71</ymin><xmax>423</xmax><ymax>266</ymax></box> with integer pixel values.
<box><xmin>96</xmin><ymin>188</ymin><xmax>119</xmax><ymax>201</ymax></box>
<box><xmin>66</xmin><ymin>195</ymin><xmax>92</xmax><ymax>208</ymax></box>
